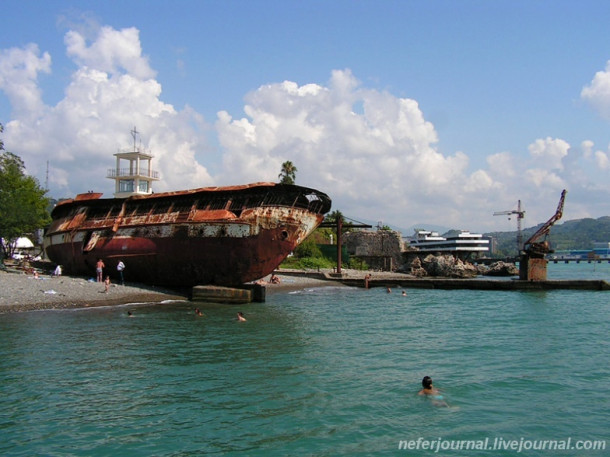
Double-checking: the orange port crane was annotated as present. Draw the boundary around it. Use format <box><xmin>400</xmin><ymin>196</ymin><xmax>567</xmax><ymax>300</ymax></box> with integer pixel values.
<box><xmin>519</xmin><ymin>189</ymin><xmax>567</xmax><ymax>281</ymax></box>
<box><xmin>522</xmin><ymin>190</ymin><xmax>567</xmax><ymax>258</ymax></box>
<box><xmin>493</xmin><ymin>200</ymin><xmax>526</xmax><ymax>253</ymax></box>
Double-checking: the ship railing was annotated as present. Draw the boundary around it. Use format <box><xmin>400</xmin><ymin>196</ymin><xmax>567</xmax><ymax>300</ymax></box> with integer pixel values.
<box><xmin>107</xmin><ymin>168</ymin><xmax>160</xmax><ymax>179</ymax></box>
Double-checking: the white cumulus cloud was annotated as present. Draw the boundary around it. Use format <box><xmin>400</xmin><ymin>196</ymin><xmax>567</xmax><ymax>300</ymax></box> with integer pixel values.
<box><xmin>1</xmin><ymin>26</ymin><xmax>211</xmax><ymax>197</ymax></box>
<box><xmin>215</xmin><ymin>69</ymin><xmax>487</xmax><ymax>227</ymax></box>
<box><xmin>582</xmin><ymin>60</ymin><xmax>610</xmax><ymax>120</ymax></box>
<box><xmin>1</xmin><ymin>25</ymin><xmax>610</xmax><ymax>231</ymax></box>
<box><xmin>65</xmin><ymin>26</ymin><xmax>156</xmax><ymax>80</ymax></box>
<box><xmin>0</xmin><ymin>44</ymin><xmax>51</xmax><ymax>118</ymax></box>
<box><xmin>528</xmin><ymin>137</ymin><xmax>569</xmax><ymax>170</ymax></box>
<box><xmin>594</xmin><ymin>150</ymin><xmax>609</xmax><ymax>170</ymax></box>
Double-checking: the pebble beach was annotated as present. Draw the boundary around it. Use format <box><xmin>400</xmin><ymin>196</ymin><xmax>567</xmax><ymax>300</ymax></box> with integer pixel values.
<box><xmin>0</xmin><ymin>264</ymin><xmax>343</xmax><ymax>313</ymax></box>
<box><xmin>0</xmin><ymin>269</ymin><xmax>189</xmax><ymax>313</ymax></box>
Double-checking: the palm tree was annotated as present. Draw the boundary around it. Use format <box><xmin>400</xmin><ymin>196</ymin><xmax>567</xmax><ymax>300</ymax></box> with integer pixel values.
<box><xmin>324</xmin><ymin>210</ymin><xmax>352</xmax><ymax>234</ymax></box>
<box><xmin>278</xmin><ymin>161</ymin><xmax>297</xmax><ymax>185</ymax></box>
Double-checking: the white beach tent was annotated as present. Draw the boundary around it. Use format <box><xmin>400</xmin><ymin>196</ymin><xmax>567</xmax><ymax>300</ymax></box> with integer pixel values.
<box><xmin>13</xmin><ymin>237</ymin><xmax>35</xmax><ymax>249</ymax></box>
<box><xmin>1</xmin><ymin>237</ymin><xmax>36</xmax><ymax>259</ymax></box>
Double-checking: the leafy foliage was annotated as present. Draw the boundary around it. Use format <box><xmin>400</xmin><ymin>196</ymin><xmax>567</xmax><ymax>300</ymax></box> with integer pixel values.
<box><xmin>278</xmin><ymin>160</ymin><xmax>297</xmax><ymax>185</ymax></box>
<box><xmin>280</xmin><ymin>233</ymin><xmax>336</xmax><ymax>270</ymax></box>
<box><xmin>324</xmin><ymin>209</ymin><xmax>343</xmax><ymax>224</ymax></box>
<box><xmin>323</xmin><ymin>209</ymin><xmax>354</xmax><ymax>233</ymax></box>
<box><xmin>280</xmin><ymin>254</ymin><xmax>335</xmax><ymax>270</ymax></box>
<box><xmin>294</xmin><ymin>237</ymin><xmax>323</xmax><ymax>258</ymax></box>
<box><xmin>0</xmin><ymin>124</ymin><xmax>51</xmax><ymax>259</ymax></box>
<box><xmin>484</xmin><ymin>216</ymin><xmax>610</xmax><ymax>257</ymax></box>
<box><xmin>296</xmin><ymin>256</ymin><xmax>335</xmax><ymax>270</ymax></box>
<box><xmin>347</xmin><ymin>258</ymin><xmax>369</xmax><ymax>270</ymax></box>
<box><xmin>543</xmin><ymin>217</ymin><xmax>610</xmax><ymax>250</ymax></box>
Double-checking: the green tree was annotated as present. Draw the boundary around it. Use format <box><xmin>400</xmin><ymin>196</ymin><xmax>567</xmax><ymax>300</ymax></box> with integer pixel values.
<box><xmin>0</xmin><ymin>124</ymin><xmax>51</xmax><ymax>260</ymax></box>
<box><xmin>324</xmin><ymin>209</ymin><xmax>344</xmax><ymax>225</ymax></box>
<box><xmin>324</xmin><ymin>209</ymin><xmax>353</xmax><ymax>234</ymax></box>
<box><xmin>278</xmin><ymin>160</ymin><xmax>297</xmax><ymax>185</ymax></box>
<box><xmin>294</xmin><ymin>237</ymin><xmax>323</xmax><ymax>258</ymax></box>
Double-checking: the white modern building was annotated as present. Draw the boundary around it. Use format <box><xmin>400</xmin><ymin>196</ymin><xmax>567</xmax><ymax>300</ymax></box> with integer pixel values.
<box><xmin>409</xmin><ymin>229</ymin><xmax>490</xmax><ymax>258</ymax></box>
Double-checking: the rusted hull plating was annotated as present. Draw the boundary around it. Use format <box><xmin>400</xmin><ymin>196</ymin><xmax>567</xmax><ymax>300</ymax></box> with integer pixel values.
<box><xmin>44</xmin><ymin>183</ymin><xmax>331</xmax><ymax>286</ymax></box>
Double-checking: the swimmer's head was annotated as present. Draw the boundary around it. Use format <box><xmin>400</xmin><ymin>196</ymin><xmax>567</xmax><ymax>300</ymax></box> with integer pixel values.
<box><xmin>422</xmin><ymin>376</ymin><xmax>433</xmax><ymax>389</ymax></box>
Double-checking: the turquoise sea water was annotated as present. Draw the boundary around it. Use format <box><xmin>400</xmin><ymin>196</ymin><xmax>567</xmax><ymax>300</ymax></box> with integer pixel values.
<box><xmin>1</xmin><ymin>262</ymin><xmax>609</xmax><ymax>456</ymax></box>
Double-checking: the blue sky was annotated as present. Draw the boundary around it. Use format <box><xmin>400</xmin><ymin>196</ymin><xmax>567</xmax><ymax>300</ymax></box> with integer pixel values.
<box><xmin>2</xmin><ymin>0</ymin><xmax>610</xmax><ymax>233</ymax></box>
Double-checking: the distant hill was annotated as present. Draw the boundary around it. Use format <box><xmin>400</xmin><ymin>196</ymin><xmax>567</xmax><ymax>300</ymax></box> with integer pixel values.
<box><xmin>482</xmin><ymin>216</ymin><xmax>610</xmax><ymax>257</ymax></box>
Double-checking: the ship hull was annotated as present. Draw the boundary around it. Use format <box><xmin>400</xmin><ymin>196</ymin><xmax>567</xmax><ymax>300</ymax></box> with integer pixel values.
<box><xmin>44</xmin><ymin>183</ymin><xmax>331</xmax><ymax>287</ymax></box>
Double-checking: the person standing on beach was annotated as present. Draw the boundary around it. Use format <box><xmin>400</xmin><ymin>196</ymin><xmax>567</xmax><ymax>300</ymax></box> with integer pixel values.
<box><xmin>96</xmin><ymin>259</ymin><xmax>105</xmax><ymax>282</ymax></box>
<box><xmin>117</xmin><ymin>260</ymin><xmax>125</xmax><ymax>285</ymax></box>
<box><xmin>104</xmin><ymin>275</ymin><xmax>111</xmax><ymax>293</ymax></box>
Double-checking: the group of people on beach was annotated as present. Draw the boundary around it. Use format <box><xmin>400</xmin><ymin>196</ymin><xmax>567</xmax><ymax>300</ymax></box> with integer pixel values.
<box><xmin>95</xmin><ymin>258</ymin><xmax>126</xmax><ymax>292</ymax></box>
<box><xmin>255</xmin><ymin>273</ymin><xmax>281</xmax><ymax>285</ymax></box>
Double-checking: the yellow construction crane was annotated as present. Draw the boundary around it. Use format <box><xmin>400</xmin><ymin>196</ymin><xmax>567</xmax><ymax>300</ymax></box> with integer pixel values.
<box><xmin>493</xmin><ymin>200</ymin><xmax>526</xmax><ymax>253</ymax></box>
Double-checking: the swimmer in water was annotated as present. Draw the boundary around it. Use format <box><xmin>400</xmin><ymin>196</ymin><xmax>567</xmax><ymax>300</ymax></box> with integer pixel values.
<box><xmin>418</xmin><ymin>376</ymin><xmax>449</xmax><ymax>407</ymax></box>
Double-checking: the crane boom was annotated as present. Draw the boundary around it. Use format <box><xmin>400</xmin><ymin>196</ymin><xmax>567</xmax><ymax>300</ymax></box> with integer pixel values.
<box><xmin>493</xmin><ymin>200</ymin><xmax>525</xmax><ymax>252</ymax></box>
<box><xmin>523</xmin><ymin>189</ymin><xmax>567</xmax><ymax>251</ymax></box>
<box><xmin>519</xmin><ymin>189</ymin><xmax>568</xmax><ymax>281</ymax></box>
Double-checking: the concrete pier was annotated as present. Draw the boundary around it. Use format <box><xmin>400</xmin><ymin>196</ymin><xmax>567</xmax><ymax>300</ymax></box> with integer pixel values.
<box><xmin>277</xmin><ymin>270</ymin><xmax>610</xmax><ymax>291</ymax></box>
<box><xmin>191</xmin><ymin>284</ymin><xmax>266</xmax><ymax>304</ymax></box>
<box><xmin>341</xmin><ymin>277</ymin><xmax>610</xmax><ymax>291</ymax></box>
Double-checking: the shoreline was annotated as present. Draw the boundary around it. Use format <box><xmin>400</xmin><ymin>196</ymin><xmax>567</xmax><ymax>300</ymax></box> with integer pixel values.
<box><xmin>0</xmin><ymin>270</ymin><xmax>189</xmax><ymax>313</ymax></box>
<box><xmin>0</xmin><ymin>269</ymin><xmax>340</xmax><ymax>313</ymax></box>
<box><xmin>6</xmin><ymin>265</ymin><xmax>602</xmax><ymax>313</ymax></box>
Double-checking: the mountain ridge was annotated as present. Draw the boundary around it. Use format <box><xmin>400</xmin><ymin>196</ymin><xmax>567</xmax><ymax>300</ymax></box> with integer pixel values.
<box><xmin>482</xmin><ymin>216</ymin><xmax>610</xmax><ymax>257</ymax></box>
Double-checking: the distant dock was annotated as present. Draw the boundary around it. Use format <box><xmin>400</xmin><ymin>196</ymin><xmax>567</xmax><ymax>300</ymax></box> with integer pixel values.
<box><xmin>550</xmin><ymin>258</ymin><xmax>610</xmax><ymax>264</ymax></box>
<box><xmin>474</xmin><ymin>257</ymin><xmax>610</xmax><ymax>265</ymax></box>
<box><xmin>344</xmin><ymin>277</ymin><xmax>610</xmax><ymax>291</ymax></box>
<box><xmin>277</xmin><ymin>270</ymin><xmax>610</xmax><ymax>292</ymax></box>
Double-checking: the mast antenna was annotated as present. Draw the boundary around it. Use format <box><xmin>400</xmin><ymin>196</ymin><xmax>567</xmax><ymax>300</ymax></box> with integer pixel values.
<box><xmin>131</xmin><ymin>126</ymin><xmax>139</xmax><ymax>152</ymax></box>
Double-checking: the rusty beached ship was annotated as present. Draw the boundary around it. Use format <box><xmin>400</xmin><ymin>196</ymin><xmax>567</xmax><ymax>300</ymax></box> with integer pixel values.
<box><xmin>43</xmin><ymin>128</ymin><xmax>331</xmax><ymax>287</ymax></box>
<box><xmin>44</xmin><ymin>182</ymin><xmax>331</xmax><ymax>287</ymax></box>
